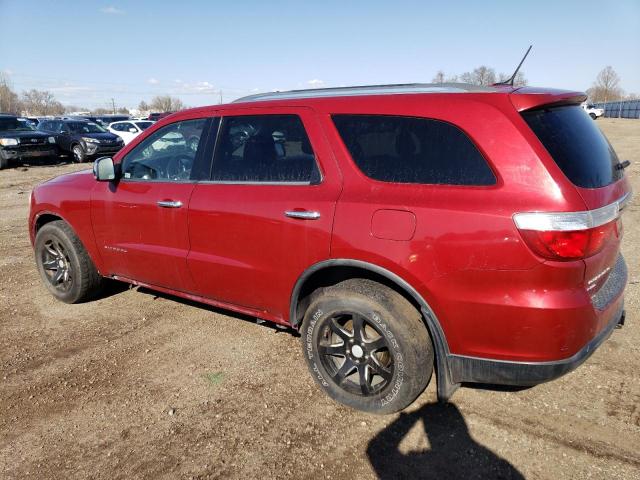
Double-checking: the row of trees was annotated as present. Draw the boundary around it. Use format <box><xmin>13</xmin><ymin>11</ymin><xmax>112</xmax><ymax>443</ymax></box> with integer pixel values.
<box><xmin>431</xmin><ymin>66</ymin><xmax>528</xmax><ymax>87</ymax></box>
<box><xmin>0</xmin><ymin>74</ymin><xmax>186</xmax><ymax>116</ymax></box>
<box><xmin>3</xmin><ymin>67</ymin><xmax>636</xmax><ymax>115</ymax></box>
<box><xmin>431</xmin><ymin>65</ymin><xmax>637</xmax><ymax>103</ymax></box>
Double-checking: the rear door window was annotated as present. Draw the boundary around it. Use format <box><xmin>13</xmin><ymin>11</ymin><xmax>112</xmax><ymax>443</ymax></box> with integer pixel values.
<box><xmin>522</xmin><ymin>105</ymin><xmax>623</xmax><ymax>188</ymax></box>
<box><xmin>212</xmin><ymin>114</ymin><xmax>320</xmax><ymax>183</ymax></box>
<box><xmin>332</xmin><ymin>115</ymin><xmax>495</xmax><ymax>185</ymax></box>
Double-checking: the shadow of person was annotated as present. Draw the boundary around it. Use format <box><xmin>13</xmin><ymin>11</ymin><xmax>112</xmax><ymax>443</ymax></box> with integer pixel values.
<box><xmin>367</xmin><ymin>403</ymin><xmax>524</xmax><ymax>480</ymax></box>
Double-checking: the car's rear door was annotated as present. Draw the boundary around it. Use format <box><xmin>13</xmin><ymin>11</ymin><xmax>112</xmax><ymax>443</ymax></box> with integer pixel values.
<box><xmin>91</xmin><ymin>116</ymin><xmax>214</xmax><ymax>291</ymax></box>
<box><xmin>187</xmin><ymin>107</ymin><xmax>342</xmax><ymax>321</ymax></box>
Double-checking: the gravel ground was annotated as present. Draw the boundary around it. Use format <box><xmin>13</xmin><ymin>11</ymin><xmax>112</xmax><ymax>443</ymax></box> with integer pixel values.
<box><xmin>1</xmin><ymin>118</ymin><xmax>639</xmax><ymax>479</ymax></box>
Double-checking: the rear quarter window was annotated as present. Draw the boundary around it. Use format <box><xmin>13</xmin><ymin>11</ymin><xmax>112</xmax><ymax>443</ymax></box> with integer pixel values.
<box><xmin>522</xmin><ymin>105</ymin><xmax>622</xmax><ymax>188</ymax></box>
<box><xmin>332</xmin><ymin>115</ymin><xmax>495</xmax><ymax>186</ymax></box>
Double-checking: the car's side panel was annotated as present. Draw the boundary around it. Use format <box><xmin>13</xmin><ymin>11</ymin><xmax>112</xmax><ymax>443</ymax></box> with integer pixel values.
<box><xmin>187</xmin><ymin>107</ymin><xmax>343</xmax><ymax>320</ymax></box>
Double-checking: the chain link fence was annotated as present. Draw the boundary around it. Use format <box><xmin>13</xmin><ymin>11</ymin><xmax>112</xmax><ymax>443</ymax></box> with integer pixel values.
<box><xmin>593</xmin><ymin>100</ymin><xmax>640</xmax><ymax>119</ymax></box>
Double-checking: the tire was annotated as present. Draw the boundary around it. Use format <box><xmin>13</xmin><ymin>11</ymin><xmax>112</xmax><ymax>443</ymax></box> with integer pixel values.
<box><xmin>71</xmin><ymin>144</ymin><xmax>85</xmax><ymax>163</ymax></box>
<box><xmin>301</xmin><ymin>279</ymin><xmax>434</xmax><ymax>414</ymax></box>
<box><xmin>34</xmin><ymin>220</ymin><xmax>102</xmax><ymax>303</ymax></box>
<box><xmin>0</xmin><ymin>155</ymin><xmax>8</xmax><ymax>170</ymax></box>
<box><xmin>590</xmin><ymin>113</ymin><xmax>597</xmax><ymax>120</ymax></box>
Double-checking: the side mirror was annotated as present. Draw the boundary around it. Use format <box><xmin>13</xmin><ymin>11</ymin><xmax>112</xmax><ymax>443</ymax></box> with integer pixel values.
<box><xmin>129</xmin><ymin>128</ymin><xmax>137</xmax><ymax>133</ymax></box>
<box><xmin>93</xmin><ymin>157</ymin><xmax>117</xmax><ymax>181</ymax></box>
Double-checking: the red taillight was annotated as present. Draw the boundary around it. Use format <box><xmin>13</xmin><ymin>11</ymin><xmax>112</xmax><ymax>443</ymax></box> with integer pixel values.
<box><xmin>519</xmin><ymin>220</ymin><xmax>617</xmax><ymax>261</ymax></box>
<box><xmin>513</xmin><ymin>197</ymin><xmax>628</xmax><ymax>261</ymax></box>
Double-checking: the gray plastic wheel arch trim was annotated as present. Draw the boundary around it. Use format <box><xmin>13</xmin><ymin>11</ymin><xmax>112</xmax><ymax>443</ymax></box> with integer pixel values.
<box><xmin>289</xmin><ymin>258</ymin><xmax>460</xmax><ymax>402</ymax></box>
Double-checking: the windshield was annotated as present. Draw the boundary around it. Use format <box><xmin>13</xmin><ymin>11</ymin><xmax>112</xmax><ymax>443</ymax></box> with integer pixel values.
<box><xmin>135</xmin><ymin>121</ymin><xmax>153</xmax><ymax>130</ymax></box>
<box><xmin>522</xmin><ymin>105</ymin><xmax>622</xmax><ymax>188</ymax></box>
<box><xmin>68</xmin><ymin>122</ymin><xmax>106</xmax><ymax>134</ymax></box>
<box><xmin>0</xmin><ymin>118</ymin><xmax>35</xmax><ymax>131</ymax></box>
<box><xmin>18</xmin><ymin>120</ymin><xmax>37</xmax><ymax>131</ymax></box>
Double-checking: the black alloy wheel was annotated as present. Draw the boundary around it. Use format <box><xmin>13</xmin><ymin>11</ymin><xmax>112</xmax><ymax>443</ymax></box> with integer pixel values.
<box><xmin>40</xmin><ymin>237</ymin><xmax>73</xmax><ymax>293</ymax></box>
<box><xmin>318</xmin><ymin>312</ymin><xmax>394</xmax><ymax>396</ymax></box>
<box><xmin>34</xmin><ymin>220</ymin><xmax>102</xmax><ymax>303</ymax></box>
<box><xmin>301</xmin><ymin>279</ymin><xmax>434</xmax><ymax>414</ymax></box>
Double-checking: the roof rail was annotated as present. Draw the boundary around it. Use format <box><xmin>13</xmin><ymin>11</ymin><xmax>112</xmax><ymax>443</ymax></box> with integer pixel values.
<box><xmin>233</xmin><ymin>83</ymin><xmax>497</xmax><ymax>103</ymax></box>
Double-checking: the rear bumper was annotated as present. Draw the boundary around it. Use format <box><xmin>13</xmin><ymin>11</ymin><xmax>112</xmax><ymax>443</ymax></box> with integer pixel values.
<box><xmin>447</xmin><ymin>303</ymin><xmax>624</xmax><ymax>386</ymax></box>
<box><xmin>445</xmin><ymin>255</ymin><xmax>627</xmax><ymax>386</ymax></box>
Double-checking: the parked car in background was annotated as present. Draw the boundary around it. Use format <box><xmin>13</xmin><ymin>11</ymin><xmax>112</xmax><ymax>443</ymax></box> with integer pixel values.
<box><xmin>582</xmin><ymin>103</ymin><xmax>604</xmax><ymax>120</ymax></box>
<box><xmin>0</xmin><ymin>114</ymin><xmax>57</xmax><ymax>169</ymax></box>
<box><xmin>108</xmin><ymin>120</ymin><xmax>155</xmax><ymax>144</ymax></box>
<box><xmin>28</xmin><ymin>83</ymin><xmax>630</xmax><ymax>414</ymax></box>
<box><xmin>37</xmin><ymin>118</ymin><xmax>124</xmax><ymax>162</ymax></box>
<box><xmin>96</xmin><ymin>115</ymin><xmax>130</xmax><ymax>127</ymax></box>
<box><xmin>69</xmin><ymin>115</ymin><xmax>131</xmax><ymax>128</ymax></box>
<box><xmin>18</xmin><ymin>117</ymin><xmax>38</xmax><ymax>128</ymax></box>
<box><xmin>148</xmin><ymin>112</ymin><xmax>174</xmax><ymax>121</ymax></box>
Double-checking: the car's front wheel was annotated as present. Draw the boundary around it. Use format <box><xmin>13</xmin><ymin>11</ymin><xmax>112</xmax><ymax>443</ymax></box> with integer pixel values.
<box><xmin>35</xmin><ymin>220</ymin><xmax>102</xmax><ymax>303</ymax></box>
<box><xmin>590</xmin><ymin>113</ymin><xmax>597</xmax><ymax>120</ymax></box>
<box><xmin>71</xmin><ymin>144</ymin><xmax>85</xmax><ymax>163</ymax></box>
<box><xmin>301</xmin><ymin>279</ymin><xmax>434</xmax><ymax>414</ymax></box>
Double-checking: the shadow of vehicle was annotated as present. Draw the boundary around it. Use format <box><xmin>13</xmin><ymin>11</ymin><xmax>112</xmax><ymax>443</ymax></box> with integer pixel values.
<box><xmin>367</xmin><ymin>403</ymin><xmax>524</xmax><ymax>480</ymax></box>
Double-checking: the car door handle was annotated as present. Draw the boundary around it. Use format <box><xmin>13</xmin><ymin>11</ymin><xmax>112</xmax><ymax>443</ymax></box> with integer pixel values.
<box><xmin>157</xmin><ymin>200</ymin><xmax>183</xmax><ymax>208</ymax></box>
<box><xmin>284</xmin><ymin>210</ymin><xmax>321</xmax><ymax>220</ymax></box>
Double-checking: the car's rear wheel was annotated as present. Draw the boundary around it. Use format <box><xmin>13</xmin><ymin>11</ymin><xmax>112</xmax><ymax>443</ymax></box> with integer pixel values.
<box><xmin>590</xmin><ymin>113</ymin><xmax>597</xmax><ymax>120</ymax></box>
<box><xmin>35</xmin><ymin>220</ymin><xmax>102</xmax><ymax>303</ymax></box>
<box><xmin>71</xmin><ymin>144</ymin><xmax>85</xmax><ymax>163</ymax></box>
<box><xmin>301</xmin><ymin>279</ymin><xmax>433</xmax><ymax>414</ymax></box>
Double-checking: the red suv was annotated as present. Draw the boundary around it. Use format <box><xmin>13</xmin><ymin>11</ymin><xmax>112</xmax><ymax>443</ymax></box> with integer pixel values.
<box><xmin>29</xmin><ymin>83</ymin><xmax>630</xmax><ymax>414</ymax></box>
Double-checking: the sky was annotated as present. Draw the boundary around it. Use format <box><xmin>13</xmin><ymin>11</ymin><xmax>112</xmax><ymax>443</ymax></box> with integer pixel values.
<box><xmin>1</xmin><ymin>0</ymin><xmax>639</xmax><ymax>110</ymax></box>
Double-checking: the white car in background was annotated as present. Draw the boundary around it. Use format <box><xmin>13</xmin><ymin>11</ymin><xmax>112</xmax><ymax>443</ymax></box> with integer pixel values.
<box><xmin>108</xmin><ymin>120</ymin><xmax>155</xmax><ymax>144</ymax></box>
<box><xmin>582</xmin><ymin>103</ymin><xmax>605</xmax><ymax>120</ymax></box>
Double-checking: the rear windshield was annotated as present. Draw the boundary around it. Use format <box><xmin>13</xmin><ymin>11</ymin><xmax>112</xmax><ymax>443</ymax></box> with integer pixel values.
<box><xmin>522</xmin><ymin>105</ymin><xmax>622</xmax><ymax>188</ymax></box>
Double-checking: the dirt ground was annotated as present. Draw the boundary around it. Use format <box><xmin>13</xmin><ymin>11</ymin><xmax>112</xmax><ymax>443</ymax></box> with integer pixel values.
<box><xmin>1</xmin><ymin>118</ymin><xmax>639</xmax><ymax>480</ymax></box>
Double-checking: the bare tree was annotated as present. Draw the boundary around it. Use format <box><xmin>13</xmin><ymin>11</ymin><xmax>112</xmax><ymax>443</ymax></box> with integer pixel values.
<box><xmin>149</xmin><ymin>95</ymin><xmax>184</xmax><ymax>112</ymax></box>
<box><xmin>64</xmin><ymin>105</ymin><xmax>89</xmax><ymax>114</ymax></box>
<box><xmin>587</xmin><ymin>66</ymin><xmax>624</xmax><ymax>103</ymax></box>
<box><xmin>21</xmin><ymin>89</ymin><xmax>65</xmax><ymax>115</ymax></box>
<box><xmin>92</xmin><ymin>107</ymin><xmax>111</xmax><ymax>115</ymax></box>
<box><xmin>138</xmin><ymin>100</ymin><xmax>150</xmax><ymax>111</ymax></box>
<box><xmin>498</xmin><ymin>71</ymin><xmax>528</xmax><ymax>87</ymax></box>
<box><xmin>460</xmin><ymin>66</ymin><xmax>496</xmax><ymax>86</ymax></box>
<box><xmin>432</xmin><ymin>71</ymin><xmax>446</xmax><ymax>83</ymax></box>
<box><xmin>0</xmin><ymin>73</ymin><xmax>21</xmax><ymax>114</ymax></box>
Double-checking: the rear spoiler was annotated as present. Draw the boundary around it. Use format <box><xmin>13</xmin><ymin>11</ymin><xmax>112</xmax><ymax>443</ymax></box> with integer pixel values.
<box><xmin>510</xmin><ymin>87</ymin><xmax>587</xmax><ymax>112</ymax></box>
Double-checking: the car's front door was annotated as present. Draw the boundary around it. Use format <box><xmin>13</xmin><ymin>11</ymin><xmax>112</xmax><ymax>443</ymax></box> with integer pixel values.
<box><xmin>91</xmin><ymin>116</ymin><xmax>213</xmax><ymax>291</ymax></box>
<box><xmin>187</xmin><ymin>108</ymin><xmax>342</xmax><ymax>320</ymax></box>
